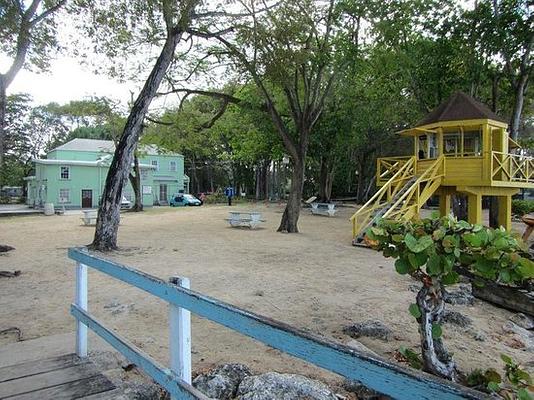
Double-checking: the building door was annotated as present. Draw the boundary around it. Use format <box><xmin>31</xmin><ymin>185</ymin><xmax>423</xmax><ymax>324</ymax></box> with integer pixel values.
<box><xmin>81</xmin><ymin>190</ymin><xmax>93</xmax><ymax>208</ymax></box>
<box><xmin>159</xmin><ymin>184</ymin><xmax>167</xmax><ymax>203</ymax></box>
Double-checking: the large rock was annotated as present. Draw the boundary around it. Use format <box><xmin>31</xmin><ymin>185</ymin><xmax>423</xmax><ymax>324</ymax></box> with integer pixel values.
<box><xmin>193</xmin><ymin>363</ymin><xmax>251</xmax><ymax>400</ymax></box>
<box><xmin>502</xmin><ymin>321</ymin><xmax>534</xmax><ymax>351</ymax></box>
<box><xmin>444</xmin><ymin>284</ymin><xmax>474</xmax><ymax>306</ymax></box>
<box><xmin>236</xmin><ymin>372</ymin><xmax>337</xmax><ymax>400</ymax></box>
<box><xmin>442</xmin><ymin>310</ymin><xmax>472</xmax><ymax>328</ymax></box>
<box><xmin>509</xmin><ymin>313</ymin><xmax>534</xmax><ymax>330</ymax></box>
<box><xmin>343</xmin><ymin>320</ymin><xmax>393</xmax><ymax>341</ymax></box>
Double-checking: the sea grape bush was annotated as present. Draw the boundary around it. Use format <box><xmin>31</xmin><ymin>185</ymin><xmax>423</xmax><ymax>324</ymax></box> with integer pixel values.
<box><xmin>366</xmin><ymin>216</ymin><xmax>534</xmax><ymax>287</ymax></box>
<box><xmin>366</xmin><ymin>215</ymin><xmax>534</xmax><ymax>383</ymax></box>
<box><xmin>467</xmin><ymin>355</ymin><xmax>533</xmax><ymax>399</ymax></box>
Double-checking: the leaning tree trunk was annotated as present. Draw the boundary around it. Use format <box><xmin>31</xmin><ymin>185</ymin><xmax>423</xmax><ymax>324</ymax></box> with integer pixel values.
<box><xmin>277</xmin><ymin>158</ymin><xmax>304</xmax><ymax>233</ymax></box>
<box><xmin>0</xmin><ymin>78</ymin><xmax>7</xmax><ymax>185</ymax></box>
<box><xmin>90</xmin><ymin>30</ymin><xmax>185</xmax><ymax>251</ymax></box>
<box><xmin>416</xmin><ymin>282</ymin><xmax>458</xmax><ymax>381</ymax></box>
<box><xmin>128</xmin><ymin>154</ymin><xmax>143</xmax><ymax>212</ymax></box>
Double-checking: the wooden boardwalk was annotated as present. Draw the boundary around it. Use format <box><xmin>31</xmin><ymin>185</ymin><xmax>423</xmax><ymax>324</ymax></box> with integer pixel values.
<box><xmin>0</xmin><ymin>334</ymin><xmax>118</xmax><ymax>400</ymax></box>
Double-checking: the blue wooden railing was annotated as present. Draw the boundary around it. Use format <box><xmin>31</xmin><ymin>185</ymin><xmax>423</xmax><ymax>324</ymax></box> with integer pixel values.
<box><xmin>68</xmin><ymin>247</ymin><xmax>485</xmax><ymax>400</ymax></box>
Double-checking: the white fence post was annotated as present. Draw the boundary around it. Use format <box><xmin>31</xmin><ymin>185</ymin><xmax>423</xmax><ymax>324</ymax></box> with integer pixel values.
<box><xmin>169</xmin><ymin>276</ymin><xmax>192</xmax><ymax>393</ymax></box>
<box><xmin>75</xmin><ymin>261</ymin><xmax>88</xmax><ymax>358</ymax></box>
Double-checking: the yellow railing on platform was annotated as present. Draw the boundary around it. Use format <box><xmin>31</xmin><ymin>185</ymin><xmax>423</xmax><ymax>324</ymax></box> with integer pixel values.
<box><xmin>351</xmin><ymin>157</ymin><xmax>416</xmax><ymax>239</ymax></box>
<box><xmin>377</xmin><ymin>156</ymin><xmax>414</xmax><ymax>186</ymax></box>
<box><xmin>351</xmin><ymin>156</ymin><xmax>445</xmax><ymax>241</ymax></box>
<box><xmin>491</xmin><ymin>151</ymin><xmax>534</xmax><ymax>184</ymax></box>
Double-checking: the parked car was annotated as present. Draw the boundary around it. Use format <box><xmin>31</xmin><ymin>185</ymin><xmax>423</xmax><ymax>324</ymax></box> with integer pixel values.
<box><xmin>170</xmin><ymin>193</ymin><xmax>202</xmax><ymax>207</ymax></box>
<box><xmin>121</xmin><ymin>196</ymin><xmax>132</xmax><ymax>209</ymax></box>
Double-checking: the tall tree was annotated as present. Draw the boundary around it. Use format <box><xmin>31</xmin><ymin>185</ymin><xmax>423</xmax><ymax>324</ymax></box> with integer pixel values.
<box><xmin>177</xmin><ymin>0</ymin><xmax>346</xmax><ymax>232</ymax></box>
<box><xmin>490</xmin><ymin>0</ymin><xmax>533</xmax><ymax>140</ymax></box>
<box><xmin>0</xmin><ymin>0</ymin><xmax>67</xmax><ymax>181</ymax></box>
<box><xmin>73</xmin><ymin>0</ymin><xmax>201</xmax><ymax>250</ymax></box>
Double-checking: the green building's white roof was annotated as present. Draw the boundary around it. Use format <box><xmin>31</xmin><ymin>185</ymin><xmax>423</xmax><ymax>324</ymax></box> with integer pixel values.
<box><xmin>52</xmin><ymin>139</ymin><xmax>115</xmax><ymax>152</ymax></box>
<box><xmin>51</xmin><ymin>139</ymin><xmax>182</xmax><ymax>157</ymax></box>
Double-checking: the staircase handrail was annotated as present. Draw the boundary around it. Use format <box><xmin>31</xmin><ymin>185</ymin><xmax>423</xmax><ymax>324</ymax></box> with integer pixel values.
<box><xmin>382</xmin><ymin>155</ymin><xmax>445</xmax><ymax>220</ymax></box>
<box><xmin>350</xmin><ymin>156</ymin><xmax>416</xmax><ymax>222</ymax></box>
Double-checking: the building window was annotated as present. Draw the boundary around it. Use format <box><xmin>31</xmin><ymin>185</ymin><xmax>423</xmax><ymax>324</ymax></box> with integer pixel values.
<box><xmin>169</xmin><ymin>161</ymin><xmax>177</xmax><ymax>172</ymax></box>
<box><xmin>463</xmin><ymin>129</ymin><xmax>482</xmax><ymax>156</ymax></box>
<box><xmin>151</xmin><ymin>160</ymin><xmax>159</xmax><ymax>171</ymax></box>
<box><xmin>444</xmin><ymin>133</ymin><xmax>460</xmax><ymax>156</ymax></box>
<box><xmin>60</xmin><ymin>166</ymin><xmax>70</xmax><ymax>179</ymax></box>
<box><xmin>59</xmin><ymin>189</ymin><xmax>70</xmax><ymax>203</ymax></box>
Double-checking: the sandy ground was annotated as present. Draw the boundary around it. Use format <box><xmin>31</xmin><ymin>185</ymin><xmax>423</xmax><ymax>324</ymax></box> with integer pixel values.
<box><xmin>0</xmin><ymin>204</ymin><xmax>532</xmax><ymax>387</ymax></box>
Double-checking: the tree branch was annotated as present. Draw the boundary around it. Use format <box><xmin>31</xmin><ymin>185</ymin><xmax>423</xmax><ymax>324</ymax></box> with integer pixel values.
<box><xmin>30</xmin><ymin>0</ymin><xmax>67</xmax><ymax>26</ymax></box>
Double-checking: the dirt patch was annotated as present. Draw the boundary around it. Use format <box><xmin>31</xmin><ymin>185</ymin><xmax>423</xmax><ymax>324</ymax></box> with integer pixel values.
<box><xmin>0</xmin><ymin>204</ymin><xmax>532</xmax><ymax>385</ymax></box>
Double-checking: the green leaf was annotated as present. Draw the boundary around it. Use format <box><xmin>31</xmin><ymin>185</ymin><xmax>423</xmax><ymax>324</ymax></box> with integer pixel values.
<box><xmin>371</xmin><ymin>227</ymin><xmax>385</xmax><ymax>236</ymax></box>
<box><xmin>432</xmin><ymin>229</ymin><xmax>445</xmax><ymax>241</ymax></box>
<box><xmin>494</xmin><ymin>237</ymin><xmax>509</xmax><ymax>250</ymax></box>
<box><xmin>463</xmin><ymin>232</ymin><xmax>482</xmax><ymax>247</ymax></box>
<box><xmin>516</xmin><ymin>388</ymin><xmax>533</xmax><ymax>400</ymax></box>
<box><xmin>409</xmin><ymin>303</ymin><xmax>422</xmax><ymax>319</ymax></box>
<box><xmin>392</xmin><ymin>234</ymin><xmax>404</xmax><ymax>243</ymax></box>
<box><xmin>518</xmin><ymin>258</ymin><xmax>534</xmax><ymax>279</ymax></box>
<box><xmin>399</xmin><ymin>346</ymin><xmax>423</xmax><ymax>370</ymax></box>
<box><xmin>484</xmin><ymin>369</ymin><xmax>502</xmax><ymax>384</ymax></box>
<box><xmin>426</xmin><ymin>254</ymin><xmax>442</xmax><ymax>276</ymax></box>
<box><xmin>487</xmin><ymin>381</ymin><xmax>500</xmax><ymax>392</ymax></box>
<box><xmin>395</xmin><ymin>258</ymin><xmax>410</xmax><ymax>275</ymax></box>
<box><xmin>431</xmin><ymin>323</ymin><xmax>442</xmax><ymax>339</ymax></box>
<box><xmin>442</xmin><ymin>271</ymin><xmax>459</xmax><ymax>285</ymax></box>
<box><xmin>500</xmin><ymin>354</ymin><xmax>513</xmax><ymax>365</ymax></box>
<box><xmin>405</xmin><ymin>233</ymin><xmax>433</xmax><ymax>253</ymax></box>
<box><xmin>408</xmin><ymin>252</ymin><xmax>427</xmax><ymax>268</ymax></box>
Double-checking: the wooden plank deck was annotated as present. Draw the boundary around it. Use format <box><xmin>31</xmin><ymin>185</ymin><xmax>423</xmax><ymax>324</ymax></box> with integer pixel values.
<box><xmin>0</xmin><ymin>353</ymin><xmax>115</xmax><ymax>399</ymax></box>
<box><xmin>0</xmin><ymin>334</ymin><xmax>117</xmax><ymax>400</ymax></box>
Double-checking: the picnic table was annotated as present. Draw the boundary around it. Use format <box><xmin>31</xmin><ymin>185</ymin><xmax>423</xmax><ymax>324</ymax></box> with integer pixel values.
<box><xmin>81</xmin><ymin>210</ymin><xmax>98</xmax><ymax>226</ymax></box>
<box><xmin>226</xmin><ymin>211</ymin><xmax>265</xmax><ymax>229</ymax></box>
<box><xmin>310</xmin><ymin>202</ymin><xmax>337</xmax><ymax>217</ymax></box>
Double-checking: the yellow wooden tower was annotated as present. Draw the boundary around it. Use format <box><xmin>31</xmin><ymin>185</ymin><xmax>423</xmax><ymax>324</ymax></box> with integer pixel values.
<box><xmin>351</xmin><ymin>91</ymin><xmax>534</xmax><ymax>243</ymax></box>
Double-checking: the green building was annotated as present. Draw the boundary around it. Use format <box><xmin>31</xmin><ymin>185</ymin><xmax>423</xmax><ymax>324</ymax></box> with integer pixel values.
<box><xmin>24</xmin><ymin>139</ymin><xmax>189</xmax><ymax>209</ymax></box>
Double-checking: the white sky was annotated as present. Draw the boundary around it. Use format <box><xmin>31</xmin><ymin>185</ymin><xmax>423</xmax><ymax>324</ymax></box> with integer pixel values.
<box><xmin>1</xmin><ymin>55</ymin><xmax>136</xmax><ymax>106</ymax></box>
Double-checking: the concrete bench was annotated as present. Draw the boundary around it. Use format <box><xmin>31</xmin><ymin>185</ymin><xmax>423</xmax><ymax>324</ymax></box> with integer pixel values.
<box><xmin>310</xmin><ymin>202</ymin><xmax>337</xmax><ymax>217</ymax></box>
<box><xmin>226</xmin><ymin>211</ymin><xmax>265</xmax><ymax>229</ymax></box>
<box><xmin>81</xmin><ymin>210</ymin><xmax>98</xmax><ymax>226</ymax></box>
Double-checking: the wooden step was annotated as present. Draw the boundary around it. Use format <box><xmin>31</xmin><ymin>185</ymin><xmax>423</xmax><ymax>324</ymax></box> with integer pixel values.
<box><xmin>0</xmin><ymin>354</ymin><xmax>114</xmax><ymax>399</ymax></box>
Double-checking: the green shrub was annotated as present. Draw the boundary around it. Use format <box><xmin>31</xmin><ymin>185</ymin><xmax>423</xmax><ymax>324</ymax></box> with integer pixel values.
<box><xmin>512</xmin><ymin>200</ymin><xmax>534</xmax><ymax>216</ymax></box>
<box><xmin>366</xmin><ymin>216</ymin><xmax>534</xmax><ymax>382</ymax></box>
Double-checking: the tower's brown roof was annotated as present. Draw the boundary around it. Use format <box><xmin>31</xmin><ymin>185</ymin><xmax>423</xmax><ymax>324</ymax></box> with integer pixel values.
<box><xmin>416</xmin><ymin>91</ymin><xmax>507</xmax><ymax>127</ymax></box>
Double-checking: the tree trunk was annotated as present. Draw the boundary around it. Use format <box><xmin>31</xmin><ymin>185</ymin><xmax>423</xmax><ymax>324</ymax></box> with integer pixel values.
<box><xmin>90</xmin><ymin>29</ymin><xmax>185</xmax><ymax>251</ymax></box>
<box><xmin>0</xmin><ymin>78</ymin><xmax>6</xmax><ymax>185</ymax></box>
<box><xmin>128</xmin><ymin>154</ymin><xmax>143</xmax><ymax>212</ymax></box>
<box><xmin>509</xmin><ymin>73</ymin><xmax>529</xmax><ymax>140</ymax></box>
<box><xmin>319</xmin><ymin>156</ymin><xmax>329</xmax><ymax>202</ymax></box>
<box><xmin>277</xmin><ymin>158</ymin><xmax>304</xmax><ymax>233</ymax></box>
<box><xmin>416</xmin><ymin>283</ymin><xmax>458</xmax><ymax>381</ymax></box>
<box><xmin>491</xmin><ymin>72</ymin><xmax>500</xmax><ymax>113</ymax></box>
<box><xmin>263</xmin><ymin>159</ymin><xmax>269</xmax><ymax>201</ymax></box>
<box><xmin>452</xmin><ymin>194</ymin><xmax>467</xmax><ymax>221</ymax></box>
<box><xmin>489</xmin><ymin>197</ymin><xmax>498</xmax><ymax>228</ymax></box>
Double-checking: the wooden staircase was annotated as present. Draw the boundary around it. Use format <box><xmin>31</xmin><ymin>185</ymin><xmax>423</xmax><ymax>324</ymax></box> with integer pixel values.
<box><xmin>351</xmin><ymin>156</ymin><xmax>445</xmax><ymax>244</ymax></box>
